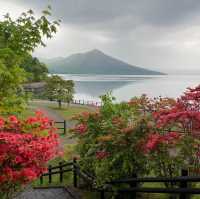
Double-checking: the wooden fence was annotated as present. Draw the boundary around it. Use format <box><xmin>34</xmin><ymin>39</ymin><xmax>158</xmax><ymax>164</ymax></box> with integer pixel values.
<box><xmin>55</xmin><ymin>120</ymin><xmax>67</xmax><ymax>134</ymax></box>
<box><xmin>40</xmin><ymin>160</ymin><xmax>74</xmax><ymax>185</ymax></box>
<box><xmin>48</xmin><ymin>98</ymin><xmax>102</xmax><ymax>107</ymax></box>
<box><xmin>39</xmin><ymin>159</ymin><xmax>94</xmax><ymax>185</ymax></box>
<box><xmin>38</xmin><ymin>159</ymin><xmax>200</xmax><ymax>199</ymax></box>
<box><xmin>72</xmin><ymin>99</ymin><xmax>102</xmax><ymax>107</ymax></box>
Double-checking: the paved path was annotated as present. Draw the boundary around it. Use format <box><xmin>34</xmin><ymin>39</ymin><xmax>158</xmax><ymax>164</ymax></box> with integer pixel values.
<box><xmin>29</xmin><ymin>100</ymin><xmax>95</xmax><ymax>129</ymax></box>
<box><xmin>14</xmin><ymin>187</ymin><xmax>75</xmax><ymax>199</ymax></box>
<box><xmin>29</xmin><ymin>101</ymin><xmax>65</xmax><ymax>122</ymax></box>
<box><xmin>28</xmin><ymin>100</ymin><xmax>97</xmax><ymax>145</ymax></box>
<box><xmin>29</xmin><ymin>101</ymin><xmax>79</xmax><ymax>145</ymax></box>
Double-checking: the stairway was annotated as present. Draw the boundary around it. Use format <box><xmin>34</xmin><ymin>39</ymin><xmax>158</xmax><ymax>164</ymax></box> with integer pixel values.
<box><xmin>14</xmin><ymin>187</ymin><xmax>80</xmax><ymax>199</ymax></box>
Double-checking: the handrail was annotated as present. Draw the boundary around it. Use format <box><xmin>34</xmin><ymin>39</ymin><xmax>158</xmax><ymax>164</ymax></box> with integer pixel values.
<box><xmin>55</xmin><ymin>120</ymin><xmax>67</xmax><ymax>134</ymax></box>
<box><xmin>111</xmin><ymin>187</ymin><xmax>200</xmax><ymax>194</ymax></box>
<box><xmin>39</xmin><ymin>160</ymin><xmax>200</xmax><ymax>199</ymax></box>
<box><xmin>49</xmin><ymin>162</ymin><xmax>73</xmax><ymax>170</ymax></box>
<box><xmin>109</xmin><ymin>176</ymin><xmax>200</xmax><ymax>183</ymax></box>
<box><xmin>42</xmin><ymin>169</ymin><xmax>73</xmax><ymax>176</ymax></box>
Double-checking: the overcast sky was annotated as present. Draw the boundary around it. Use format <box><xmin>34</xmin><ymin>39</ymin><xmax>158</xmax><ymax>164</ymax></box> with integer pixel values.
<box><xmin>1</xmin><ymin>0</ymin><xmax>200</xmax><ymax>73</ymax></box>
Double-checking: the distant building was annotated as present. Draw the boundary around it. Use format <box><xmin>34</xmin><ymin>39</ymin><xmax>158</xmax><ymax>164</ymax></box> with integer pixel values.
<box><xmin>23</xmin><ymin>82</ymin><xmax>46</xmax><ymax>95</ymax></box>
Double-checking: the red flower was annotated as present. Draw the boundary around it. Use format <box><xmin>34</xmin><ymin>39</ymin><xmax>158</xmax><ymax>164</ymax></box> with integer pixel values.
<box><xmin>14</xmin><ymin>156</ymin><xmax>23</xmax><ymax>164</ymax></box>
<box><xmin>0</xmin><ymin>112</ymin><xmax>61</xmax><ymax>191</ymax></box>
<box><xmin>26</xmin><ymin>117</ymin><xmax>38</xmax><ymax>125</ymax></box>
<box><xmin>22</xmin><ymin>168</ymin><xmax>37</xmax><ymax>181</ymax></box>
<box><xmin>0</xmin><ymin>118</ymin><xmax>4</xmax><ymax>128</ymax></box>
<box><xmin>161</xmin><ymin>132</ymin><xmax>181</xmax><ymax>144</ymax></box>
<box><xmin>144</xmin><ymin>134</ymin><xmax>161</xmax><ymax>153</ymax></box>
<box><xmin>74</xmin><ymin>124</ymin><xmax>87</xmax><ymax>134</ymax></box>
<box><xmin>35</xmin><ymin>109</ymin><xmax>44</xmax><ymax>118</ymax></box>
<box><xmin>8</xmin><ymin>116</ymin><xmax>18</xmax><ymax>124</ymax></box>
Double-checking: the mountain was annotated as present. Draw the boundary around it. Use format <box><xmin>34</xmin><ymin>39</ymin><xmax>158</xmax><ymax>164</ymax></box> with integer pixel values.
<box><xmin>45</xmin><ymin>49</ymin><xmax>165</xmax><ymax>75</ymax></box>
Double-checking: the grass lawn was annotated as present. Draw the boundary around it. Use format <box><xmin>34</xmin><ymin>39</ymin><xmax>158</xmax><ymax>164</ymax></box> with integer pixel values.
<box><xmin>47</xmin><ymin>105</ymin><xmax>94</xmax><ymax>120</ymax></box>
<box><xmin>27</xmin><ymin>100</ymin><xmax>95</xmax><ymax>120</ymax></box>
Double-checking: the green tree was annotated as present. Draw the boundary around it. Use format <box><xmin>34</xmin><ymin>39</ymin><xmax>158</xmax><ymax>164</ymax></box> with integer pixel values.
<box><xmin>20</xmin><ymin>55</ymin><xmax>48</xmax><ymax>82</ymax></box>
<box><xmin>0</xmin><ymin>48</ymin><xmax>27</xmax><ymax>114</ymax></box>
<box><xmin>0</xmin><ymin>6</ymin><xmax>60</xmax><ymax>114</ymax></box>
<box><xmin>45</xmin><ymin>75</ymin><xmax>75</xmax><ymax>108</ymax></box>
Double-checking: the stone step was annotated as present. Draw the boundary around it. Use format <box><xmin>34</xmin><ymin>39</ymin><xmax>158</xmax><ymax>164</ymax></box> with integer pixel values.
<box><xmin>14</xmin><ymin>187</ymin><xmax>76</xmax><ymax>199</ymax></box>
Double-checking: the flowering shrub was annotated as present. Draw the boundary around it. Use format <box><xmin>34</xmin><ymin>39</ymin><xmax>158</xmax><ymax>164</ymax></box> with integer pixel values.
<box><xmin>147</xmin><ymin>85</ymin><xmax>200</xmax><ymax>178</ymax></box>
<box><xmin>0</xmin><ymin>110</ymin><xmax>61</xmax><ymax>199</ymax></box>
<box><xmin>71</xmin><ymin>86</ymin><xmax>200</xmax><ymax>188</ymax></box>
<box><xmin>71</xmin><ymin>94</ymin><xmax>158</xmax><ymax>186</ymax></box>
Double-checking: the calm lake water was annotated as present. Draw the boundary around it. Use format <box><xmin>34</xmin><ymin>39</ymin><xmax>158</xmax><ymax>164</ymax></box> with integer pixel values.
<box><xmin>59</xmin><ymin>74</ymin><xmax>200</xmax><ymax>102</ymax></box>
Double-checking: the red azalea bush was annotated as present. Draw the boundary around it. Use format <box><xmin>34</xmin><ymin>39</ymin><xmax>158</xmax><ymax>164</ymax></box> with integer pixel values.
<box><xmin>145</xmin><ymin>85</ymin><xmax>200</xmax><ymax>178</ymax></box>
<box><xmin>71</xmin><ymin>86</ymin><xmax>200</xmax><ymax>188</ymax></box>
<box><xmin>0</xmin><ymin>110</ymin><xmax>61</xmax><ymax>199</ymax></box>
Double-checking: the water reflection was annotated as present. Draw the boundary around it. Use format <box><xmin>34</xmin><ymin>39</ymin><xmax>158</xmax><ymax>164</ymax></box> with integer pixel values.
<box><xmin>60</xmin><ymin>74</ymin><xmax>200</xmax><ymax>102</ymax></box>
<box><xmin>75</xmin><ymin>81</ymin><xmax>131</xmax><ymax>97</ymax></box>
<box><xmin>73</xmin><ymin>76</ymin><xmax>158</xmax><ymax>101</ymax></box>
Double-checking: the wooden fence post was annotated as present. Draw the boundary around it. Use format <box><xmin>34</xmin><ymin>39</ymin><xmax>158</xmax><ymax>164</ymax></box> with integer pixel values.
<box><xmin>64</xmin><ymin>120</ymin><xmax>67</xmax><ymax>135</ymax></box>
<box><xmin>100</xmin><ymin>190</ymin><xmax>105</xmax><ymax>199</ymax></box>
<box><xmin>59</xmin><ymin>162</ymin><xmax>63</xmax><ymax>183</ymax></box>
<box><xmin>130</xmin><ymin>173</ymin><xmax>137</xmax><ymax>199</ymax></box>
<box><xmin>180</xmin><ymin>169</ymin><xmax>188</xmax><ymax>199</ymax></box>
<box><xmin>48</xmin><ymin>165</ymin><xmax>52</xmax><ymax>184</ymax></box>
<box><xmin>40</xmin><ymin>175</ymin><xmax>43</xmax><ymax>184</ymax></box>
<box><xmin>73</xmin><ymin>158</ymin><xmax>78</xmax><ymax>188</ymax></box>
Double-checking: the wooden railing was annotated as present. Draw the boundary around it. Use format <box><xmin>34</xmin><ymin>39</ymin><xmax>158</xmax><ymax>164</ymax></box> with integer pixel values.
<box><xmin>55</xmin><ymin>120</ymin><xmax>67</xmax><ymax>135</ymax></box>
<box><xmin>38</xmin><ymin>159</ymin><xmax>200</xmax><ymax>199</ymax></box>
<box><xmin>103</xmin><ymin>170</ymin><xmax>199</xmax><ymax>199</ymax></box>
<box><xmin>40</xmin><ymin>160</ymin><xmax>73</xmax><ymax>184</ymax></box>
<box><xmin>72</xmin><ymin>99</ymin><xmax>102</xmax><ymax>107</ymax></box>
<box><xmin>39</xmin><ymin>159</ymin><xmax>93</xmax><ymax>187</ymax></box>
<box><xmin>47</xmin><ymin>98</ymin><xmax>102</xmax><ymax>107</ymax></box>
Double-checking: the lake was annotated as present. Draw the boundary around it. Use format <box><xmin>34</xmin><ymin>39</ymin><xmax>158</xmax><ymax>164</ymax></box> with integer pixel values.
<box><xmin>59</xmin><ymin>74</ymin><xmax>200</xmax><ymax>102</ymax></box>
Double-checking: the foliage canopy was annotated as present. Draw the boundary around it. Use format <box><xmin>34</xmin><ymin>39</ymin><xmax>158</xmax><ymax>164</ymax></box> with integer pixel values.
<box><xmin>20</xmin><ymin>55</ymin><xmax>48</xmax><ymax>82</ymax></box>
<box><xmin>45</xmin><ymin>75</ymin><xmax>75</xmax><ymax>108</ymax></box>
<box><xmin>0</xmin><ymin>7</ymin><xmax>60</xmax><ymax>114</ymax></box>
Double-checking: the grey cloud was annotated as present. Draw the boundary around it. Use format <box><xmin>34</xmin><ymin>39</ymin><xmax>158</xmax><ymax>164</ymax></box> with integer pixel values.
<box><xmin>4</xmin><ymin>0</ymin><xmax>200</xmax><ymax>73</ymax></box>
<box><xmin>9</xmin><ymin>0</ymin><xmax>200</xmax><ymax>29</ymax></box>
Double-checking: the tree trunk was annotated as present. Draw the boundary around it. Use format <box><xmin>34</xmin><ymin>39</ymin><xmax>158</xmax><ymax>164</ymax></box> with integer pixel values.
<box><xmin>58</xmin><ymin>100</ymin><xmax>62</xmax><ymax>109</ymax></box>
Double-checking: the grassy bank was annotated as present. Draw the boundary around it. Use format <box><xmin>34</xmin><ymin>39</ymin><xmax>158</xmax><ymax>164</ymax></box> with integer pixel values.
<box><xmin>47</xmin><ymin>105</ymin><xmax>94</xmax><ymax>120</ymax></box>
